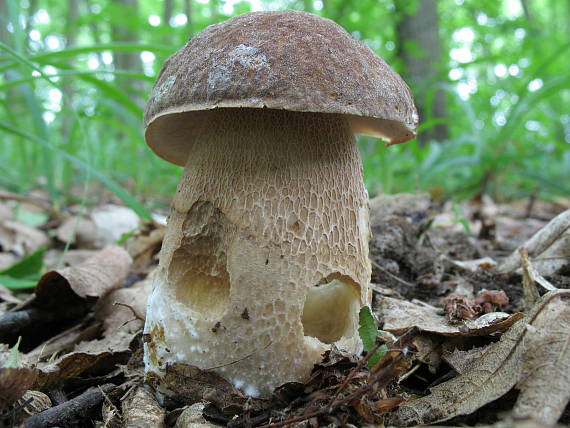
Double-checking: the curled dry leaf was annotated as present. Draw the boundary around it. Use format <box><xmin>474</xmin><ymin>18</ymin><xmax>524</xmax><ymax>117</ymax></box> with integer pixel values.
<box><xmin>35</xmin><ymin>328</ymin><xmax>139</xmax><ymax>389</ymax></box>
<box><xmin>91</xmin><ymin>204</ymin><xmax>139</xmax><ymax>245</ymax></box>
<box><xmin>520</xmin><ymin>249</ymin><xmax>558</xmax><ymax>308</ymax></box>
<box><xmin>443</xmin><ymin>294</ymin><xmax>478</xmax><ymax>322</ymax></box>
<box><xmin>442</xmin><ymin>344</ymin><xmax>490</xmax><ymax>374</ymax></box>
<box><xmin>147</xmin><ymin>363</ymin><xmax>266</xmax><ymax>415</ymax></box>
<box><xmin>56</xmin><ymin>216</ymin><xmax>99</xmax><ymax>249</ymax></box>
<box><xmin>390</xmin><ymin>290</ymin><xmax>570</xmax><ymax>427</ymax></box>
<box><xmin>125</xmin><ymin>222</ymin><xmax>165</xmax><ymax>267</ymax></box>
<box><xmin>499</xmin><ymin>209</ymin><xmax>570</xmax><ymax>275</ymax></box>
<box><xmin>174</xmin><ymin>402</ymin><xmax>219</xmax><ymax>428</ymax></box>
<box><xmin>122</xmin><ymin>386</ymin><xmax>165</xmax><ymax>428</ymax></box>
<box><xmin>390</xmin><ymin>318</ymin><xmax>527</xmax><ymax>426</ymax></box>
<box><xmin>34</xmin><ymin>245</ymin><xmax>132</xmax><ymax>313</ymax></box>
<box><xmin>0</xmin><ymin>220</ymin><xmax>50</xmax><ymax>257</ymax></box>
<box><xmin>0</xmin><ymin>367</ymin><xmax>37</xmax><ymax>412</ymax></box>
<box><xmin>96</xmin><ymin>278</ymin><xmax>152</xmax><ymax>335</ymax></box>
<box><xmin>19</xmin><ymin>390</ymin><xmax>52</xmax><ymax>416</ymax></box>
<box><xmin>413</xmin><ymin>335</ymin><xmax>443</xmax><ymax>374</ymax></box>
<box><xmin>460</xmin><ymin>312</ymin><xmax>524</xmax><ymax>335</ymax></box>
<box><xmin>475</xmin><ymin>289</ymin><xmax>509</xmax><ymax>308</ymax></box>
<box><xmin>378</xmin><ymin>296</ymin><xmax>521</xmax><ymax>336</ymax></box>
<box><xmin>513</xmin><ymin>291</ymin><xmax>570</xmax><ymax>425</ymax></box>
<box><xmin>43</xmin><ymin>249</ymin><xmax>99</xmax><ymax>271</ymax></box>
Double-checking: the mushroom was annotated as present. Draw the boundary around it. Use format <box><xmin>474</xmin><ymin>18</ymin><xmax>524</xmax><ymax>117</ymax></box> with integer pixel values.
<box><xmin>143</xmin><ymin>10</ymin><xmax>417</xmax><ymax>397</ymax></box>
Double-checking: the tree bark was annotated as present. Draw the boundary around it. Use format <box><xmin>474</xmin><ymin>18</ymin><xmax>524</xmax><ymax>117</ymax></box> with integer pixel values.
<box><xmin>164</xmin><ymin>0</ymin><xmax>174</xmax><ymax>26</ymax></box>
<box><xmin>111</xmin><ymin>0</ymin><xmax>142</xmax><ymax>99</ymax></box>
<box><xmin>210</xmin><ymin>0</ymin><xmax>218</xmax><ymax>22</ymax></box>
<box><xmin>184</xmin><ymin>0</ymin><xmax>193</xmax><ymax>35</ymax></box>
<box><xmin>395</xmin><ymin>0</ymin><xmax>447</xmax><ymax>143</ymax></box>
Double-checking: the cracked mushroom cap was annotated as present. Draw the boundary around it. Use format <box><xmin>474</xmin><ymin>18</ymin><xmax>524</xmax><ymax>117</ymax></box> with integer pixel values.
<box><xmin>144</xmin><ymin>10</ymin><xmax>418</xmax><ymax>166</ymax></box>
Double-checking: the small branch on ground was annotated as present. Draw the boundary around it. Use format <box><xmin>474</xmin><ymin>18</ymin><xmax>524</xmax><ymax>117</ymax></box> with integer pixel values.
<box><xmin>24</xmin><ymin>384</ymin><xmax>115</xmax><ymax>428</ymax></box>
<box><xmin>231</xmin><ymin>328</ymin><xmax>418</xmax><ymax>428</ymax></box>
<box><xmin>0</xmin><ymin>190</ymin><xmax>65</xmax><ymax>220</ymax></box>
<box><xmin>0</xmin><ymin>309</ymin><xmax>57</xmax><ymax>338</ymax></box>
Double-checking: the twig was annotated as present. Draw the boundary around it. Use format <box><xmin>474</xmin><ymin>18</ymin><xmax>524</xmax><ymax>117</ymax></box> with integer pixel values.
<box><xmin>0</xmin><ymin>190</ymin><xmax>65</xmax><ymax>220</ymax></box>
<box><xmin>398</xmin><ymin>363</ymin><xmax>421</xmax><ymax>383</ymax></box>
<box><xmin>328</xmin><ymin>338</ymin><xmax>386</xmax><ymax>405</ymax></box>
<box><xmin>24</xmin><ymin>384</ymin><xmax>115</xmax><ymax>428</ymax></box>
<box><xmin>0</xmin><ymin>309</ymin><xmax>57</xmax><ymax>338</ymax></box>
<box><xmin>255</xmin><ymin>328</ymin><xmax>419</xmax><ymax>428</ymax></box>
<box><xmin>371</xmin><ymin>260</ymin><xmax>414</xmax><ymax>287</ymax></box>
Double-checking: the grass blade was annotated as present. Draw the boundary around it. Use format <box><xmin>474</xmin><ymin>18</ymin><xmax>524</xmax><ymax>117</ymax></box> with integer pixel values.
<box><xmin>0</xmin><ymin>121</ymin><xmax>152</xmax><ymax>220</ymax></box>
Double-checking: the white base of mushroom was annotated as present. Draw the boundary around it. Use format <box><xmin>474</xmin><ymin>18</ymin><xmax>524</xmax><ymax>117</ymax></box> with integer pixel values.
<box><xmin>144</xmin><ymin>109</ymin><xmax>372</xmax><ymax>397</ymax></box>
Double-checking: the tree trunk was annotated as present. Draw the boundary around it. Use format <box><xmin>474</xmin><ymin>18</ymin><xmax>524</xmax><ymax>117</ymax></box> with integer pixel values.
<box><xmin>184</xmin><ymin>0</ymin><xmax>193</xmax><ymax>35</ymax></box>
<box><xmin>395</xmin><ymin>0</ymin><xmax>447</xmax><ymax>143</ymax></box>
<box><xmin>210</xmin><ymin>0</ymin><xmax>218</xmax><ymax>22</ymax></box>
<box><xmin>111</xmin><ymin>0</ymin><xmax>142</xmax><ymax>99</ymax></box>
<box><xmin>164</xmin><ymin>0</ymin><xmax>173</xmax><ymax>26</ymax></box>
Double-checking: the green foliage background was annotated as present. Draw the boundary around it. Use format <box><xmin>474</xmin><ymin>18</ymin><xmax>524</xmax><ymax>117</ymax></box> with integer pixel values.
<box><xmin>1</xmin><ymin>0</ymin><xmax>569</xmax><ymax>213</ymax></box>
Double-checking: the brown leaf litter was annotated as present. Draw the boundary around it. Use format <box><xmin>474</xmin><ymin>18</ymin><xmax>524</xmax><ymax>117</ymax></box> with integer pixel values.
<box><xmin>0</xmin><ymin>192</ymin><xmax>569</xmax><ymax>427</ymax></box>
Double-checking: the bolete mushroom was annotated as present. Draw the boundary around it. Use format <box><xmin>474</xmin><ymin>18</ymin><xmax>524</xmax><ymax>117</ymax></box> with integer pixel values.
<box><xmin>143</xmin><ymin>10</ymin><xmax>417</xmax><ymax>397</ymax></box>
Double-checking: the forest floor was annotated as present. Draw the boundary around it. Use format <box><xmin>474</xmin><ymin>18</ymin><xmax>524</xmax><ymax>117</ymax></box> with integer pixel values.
<box><xmin>0</xmin><ymin>190</ymin><xmax>569</xmax><ymax>427</ymax></box>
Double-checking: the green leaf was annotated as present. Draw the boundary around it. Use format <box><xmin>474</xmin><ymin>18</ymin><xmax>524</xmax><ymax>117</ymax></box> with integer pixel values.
<box><xmin>4</xmin><ymin>337</ymin><xmax>22</xmax><ymax>368</ymax></box>
<box><xmin>13</xmin><ymin>210</ymin><xmax>49</xmax><ymax>228</ymax></box>
<box><xmin>358</xmin><ymin>306</ymin><xmax>386</xmax><ymax>368</ymax></box>
<box><xmin>0</xmin><ymin>276</ymin><xmax>39</xmax><ymax>290</ymax></box>
<box><xmin>452</xmin><ymin>202</ymin><xmax>473</xmax><ymax>235</ymax></box>
<box><xmin>0</xmin><ymin>248</ymin><xmax>45</xmax><ymax>279</ymax></box>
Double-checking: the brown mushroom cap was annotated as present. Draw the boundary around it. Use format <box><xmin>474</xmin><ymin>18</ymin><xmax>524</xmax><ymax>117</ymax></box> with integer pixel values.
<box><xmin>144</xmin><ymin>10</ymin><xmax>418</xmax><ymax>166</ymax></box>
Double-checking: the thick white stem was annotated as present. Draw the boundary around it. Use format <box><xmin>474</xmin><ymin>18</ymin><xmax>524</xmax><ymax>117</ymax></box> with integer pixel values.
<box><xmin>144</xmin><ymin>108</ymin><xmax>371</xmax><ymax>396</ymax></box>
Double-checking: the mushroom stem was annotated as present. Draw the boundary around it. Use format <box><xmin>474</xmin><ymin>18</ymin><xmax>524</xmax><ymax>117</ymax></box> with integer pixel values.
<box><xmin>144</xmin><ymin>108</ymin><xmax>371</xmax><ymax>397</ymax></box>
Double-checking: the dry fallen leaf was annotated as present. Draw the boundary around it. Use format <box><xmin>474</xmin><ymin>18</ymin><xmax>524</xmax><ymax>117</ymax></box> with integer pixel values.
<box><xmin>499</xmin><ymin>209</ymin><xmax>570</xmax><ymax>275</ymax></box>
<box><xmin>390</xmin><ymin>290</ymin><xmax>570</xmax><ymax>426</ymax></box>
<box><xmin>34</xmin><ymin>329</ymin><xmax>139</xmax><ymax>390</ymax></box>
<box><xmin>412</xmin><ymin>335</ymin><xmax>443</xmax><ymax>374</ymax></box>
<box><xmin>91</xmin><ymin>204</ymin><xmax>139</xmax><ymax>245</ymax></box>
<box><xmin>43</xmin><ymin>248</ymin><xmax>99</xmax><ymax>271</ymax></box>
<box><xmin>147</xmin><ymin>362</ymin><xmax>266</xmax><ymax>416</ymax></box>
<box><xmin>56</xmin><ymin>216</ymin><xmax>100</xmax><ymax>249</ymax></box>
<box><xmin>174</xmin><ymin>402</ymin><xmax>219</xmax><ymax>428</ymax></box>
<box><xmin>0</xmin><ymin>367</ymin><xmax>37</xmax><ymax>412</ymax></box>
<box><xmin>122</xmin><ymin>386</ymin><xmax>165</xmax><ymax>428</ymax></box>
<box><xmin>513</xmin><ymin>291</ymin><xmax>570</xmax><ymax>425</ymax></box>
<box><xmin>96</xmin><ymin>278</ymin><xmax>152</xmax><ymax>334</ymax></box>
<box><xmin>125</xmin><ymin>223</ymin><xmax>165</xmax><ymax>264</ymax></box>
<box><xmin>379</xmin><ymin>296</ymin><xmax>521</xmax><ymax>336</ymax></box>
<box><xmin>0</xmin><ymin>220</ymin><xmax>50</xmax><ymax>257</ymax></box>
<box><xmin>34</xmin><ymin>245</ymin><xmax>132</xmax><ymax>313</ymax></box>
<box><xmin>442</xmin><ymin>343</ymin><xmax>490</xmax><ymax>374</ymax></box>
<box><xmin>390</xmin><ymin>317</ymin><xmax>527</xmax><ymax>426</ymax></box>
